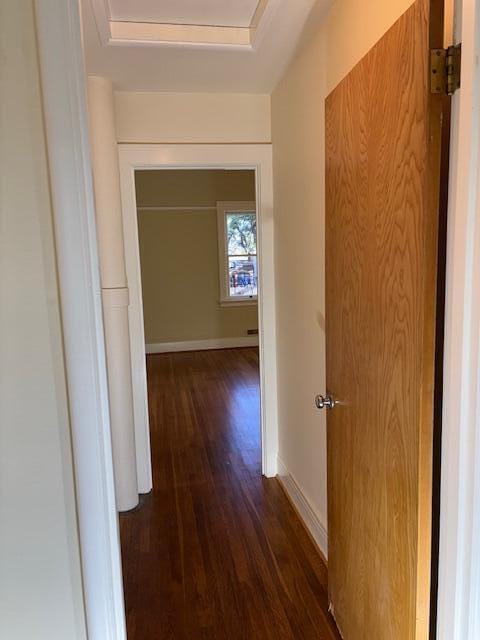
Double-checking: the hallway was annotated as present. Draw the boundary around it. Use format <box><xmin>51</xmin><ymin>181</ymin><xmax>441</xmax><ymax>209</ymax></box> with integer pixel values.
<box><xmin>119</xmin><ymin>348</ymin><xmax>340</xmax><ymax>639</ymax></box>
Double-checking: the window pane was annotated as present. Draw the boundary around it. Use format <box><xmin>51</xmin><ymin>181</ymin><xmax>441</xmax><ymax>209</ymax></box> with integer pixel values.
<box><xmin>228</xmin><ymin>255</ymin><xmax>257</xmax><ymax>298</ymax></box>
<box><xmin>226</xmin><ymin>212</ymin><xmax>256</xmax><ymax>256</ymax></box>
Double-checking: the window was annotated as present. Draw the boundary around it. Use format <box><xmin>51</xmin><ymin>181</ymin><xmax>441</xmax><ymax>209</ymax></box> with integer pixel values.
<box><xmin>217</xmin><ymin>201</ymin><xmax>257</xmax><ymax>305</ymax></box>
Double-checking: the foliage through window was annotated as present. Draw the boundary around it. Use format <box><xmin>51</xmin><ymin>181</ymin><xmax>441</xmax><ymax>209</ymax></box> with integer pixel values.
<box><xmin>217</xmin><ymin>204</ymin><xmax>257</xmax><ymax>303</ymax></box>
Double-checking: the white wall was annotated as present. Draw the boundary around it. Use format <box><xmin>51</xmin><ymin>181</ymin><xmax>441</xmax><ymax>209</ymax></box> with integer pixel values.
<box><xmin>0</xmin><ymin>2</ymin><xmax>86</xmax><ymax>638</ymax></box>
<box><xmin>271</xmin><ymin>0</ymin><xmax>415</xmax><ymax>551</ymax></box>
<box><xmin>114</xmin><ymin>92</ymin><xmax>271</xmax><ymax>143</ymax></box>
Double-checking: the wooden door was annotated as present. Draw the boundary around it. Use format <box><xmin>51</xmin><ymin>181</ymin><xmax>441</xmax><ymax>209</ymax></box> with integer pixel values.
<box><xmin>325</xmin><ymin>1</ymin><xmax>448</xmax><ymax>638</ymax></box>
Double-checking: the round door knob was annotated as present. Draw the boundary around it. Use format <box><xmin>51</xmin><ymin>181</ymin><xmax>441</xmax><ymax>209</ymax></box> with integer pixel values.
<box><xmin>315</xmin><ymin>394</ymin><xmax>336</xmax><ymax>410</ymax></box>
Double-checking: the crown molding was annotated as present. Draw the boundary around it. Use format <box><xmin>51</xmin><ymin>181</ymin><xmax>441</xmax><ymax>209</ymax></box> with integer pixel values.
<box><xmin>89</xmin><ymin>0</ymin><xmax>280</xmax><ymax>49</ymax></box>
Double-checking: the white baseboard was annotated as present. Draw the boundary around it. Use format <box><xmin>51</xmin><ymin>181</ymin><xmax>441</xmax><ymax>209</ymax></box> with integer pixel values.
<box><xmin>146</xmin><ymin>336</ymin><xmax>259</xmax><ymax>354</ymax></box>
<box><xmin>277</xmin><ymin>456</ymin><xmax>328</xmax><ymax>561</ymax></box>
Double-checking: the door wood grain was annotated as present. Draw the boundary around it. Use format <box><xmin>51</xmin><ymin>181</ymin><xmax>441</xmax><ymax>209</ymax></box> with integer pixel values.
<box><xmin>325</xmin><ymin>1</ymin><xmax>447</xmax><ymax>638</ymax></box>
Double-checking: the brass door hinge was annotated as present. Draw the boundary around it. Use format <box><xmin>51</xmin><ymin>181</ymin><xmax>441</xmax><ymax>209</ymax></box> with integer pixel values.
<box><xmin>431</xmin><ymin>44</ymin><xmax>462</xmax><ymax>95</ymax></box>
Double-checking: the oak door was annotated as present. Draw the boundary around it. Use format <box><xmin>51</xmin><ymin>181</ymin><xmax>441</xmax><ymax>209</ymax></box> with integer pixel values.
<box><xmin>325</xmin><ymin>1</ymin><xmax>448</xmax><ymax>638</ymax></box>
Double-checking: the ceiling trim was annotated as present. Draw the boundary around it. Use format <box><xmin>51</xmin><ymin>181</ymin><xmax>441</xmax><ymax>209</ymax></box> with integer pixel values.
<box><xmin>89</xmin><ymin>0</ymin><xmax>280</xmax><ymax>49</ymax></box>
<box><xmin>109</xmin><ymin>21</ymin><xmax>251</xmax><ymax>48</ymax></box>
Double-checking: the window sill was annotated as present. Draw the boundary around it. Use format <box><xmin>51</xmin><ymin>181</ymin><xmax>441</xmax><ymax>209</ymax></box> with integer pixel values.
<box><xmin>219</xmin><ymin>298</ymin><xmax>258</xmax><ymax>308</ymax></box>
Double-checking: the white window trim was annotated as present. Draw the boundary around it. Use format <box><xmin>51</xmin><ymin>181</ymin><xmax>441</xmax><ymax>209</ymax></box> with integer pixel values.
<box><xmin>216</xmin><ymin>201</ymin><xmax>258</xmax><ymax>306</ymax></box>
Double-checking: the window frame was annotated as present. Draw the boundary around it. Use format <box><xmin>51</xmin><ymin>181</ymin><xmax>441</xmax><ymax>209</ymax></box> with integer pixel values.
<box><xmin>216</xmin><ymin>201</ymin><xmax>258</xmax><ymax>306</ymax></box>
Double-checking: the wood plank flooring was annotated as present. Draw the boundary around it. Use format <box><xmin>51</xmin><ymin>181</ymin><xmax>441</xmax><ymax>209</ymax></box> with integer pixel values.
<box><xmin>120</xmin><ymin>348</ymin><xmax>340</xmax><ymax>639</ymax></box>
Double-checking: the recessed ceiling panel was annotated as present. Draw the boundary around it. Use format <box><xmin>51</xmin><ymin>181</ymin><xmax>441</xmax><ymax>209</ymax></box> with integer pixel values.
<box><xmin>108</xmin><ymin>0</ymin><xmax>261</xmax><ymax>27</ymax></box>
<box><xmin>83</xmin><ymin>0</ymin><xmax>333</xmax><ymax>93</ymax></box>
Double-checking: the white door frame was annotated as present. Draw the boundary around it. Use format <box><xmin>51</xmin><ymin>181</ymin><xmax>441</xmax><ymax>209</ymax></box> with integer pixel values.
<box><xmin>118</xmin><ymin>144</ymin><xmax>279</xmax><ymax>479</ymax></box>
<box><xmin>34</xmin><ymin>1</ymin><xmax>126</xmax><ymax>639</ymax></box>
<box><xmin>436</xmin><ymin>0</ymin><xmax>480</xmax><ymax>638</ymax></box>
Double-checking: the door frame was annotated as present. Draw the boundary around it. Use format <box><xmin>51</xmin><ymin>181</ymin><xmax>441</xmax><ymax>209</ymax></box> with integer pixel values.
<box><xmin>34</xmin><ymin>1</ymin><xmax>127</xmax><ymax>639</ymax></box>
<box><xmin>118</xmin><ymin>144</ymin><xmax>279</xmax><ymax>480</ymax></box>
<box><xmin>436</xmin><ymin>0</ymin><xmax>480</xmax><ymax>637</ymax></box>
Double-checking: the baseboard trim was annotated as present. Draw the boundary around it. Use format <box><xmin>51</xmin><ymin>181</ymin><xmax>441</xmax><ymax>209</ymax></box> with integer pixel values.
<box><xmin>146</xmin><ymin>336</ymin><xmax>259</xmax><ymax>354</ymax></box>
<box><xmin>277</xmin><ymin>456</ymin><xmax>328</xmax><ymax>562</ymax></box>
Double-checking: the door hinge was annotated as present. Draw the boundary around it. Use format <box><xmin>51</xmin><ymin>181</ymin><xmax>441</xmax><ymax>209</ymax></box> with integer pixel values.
<box><xmin>431</xmin><ymin>44</ymin><xmax>462</xmax><ymax>95</ymax></box>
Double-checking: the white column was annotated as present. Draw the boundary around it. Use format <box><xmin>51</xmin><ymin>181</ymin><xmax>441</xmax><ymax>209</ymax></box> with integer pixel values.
<box><xmin>87</xmin><ymin>76</ymin><xmax>138</xmax><ymax>511</ymax></box>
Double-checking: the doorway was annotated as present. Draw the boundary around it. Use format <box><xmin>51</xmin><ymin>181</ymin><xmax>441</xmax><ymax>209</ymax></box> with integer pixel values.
<box><xmin>118</xmin><ymin>144</ymin><xmax>279</xmax><ymax>491</ymax></box>
<box><xmin>133</xmin><ymin>167</ymin><xmax>262</xmax><ymax>489</ymax></box>
<box><xmin>135</xmin><ymin>169</ymin><xmax>260</xmax><ymax>357</ymax></box>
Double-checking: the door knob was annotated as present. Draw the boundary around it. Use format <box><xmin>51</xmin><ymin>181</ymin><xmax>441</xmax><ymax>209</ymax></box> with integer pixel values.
<box><xmin>315</xmin><ymin>394</ymin><xmax>336</xmax><ymax>410</ymax></box>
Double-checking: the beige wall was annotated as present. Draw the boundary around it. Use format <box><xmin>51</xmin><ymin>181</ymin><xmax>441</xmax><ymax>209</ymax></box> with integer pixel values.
<box><xmin>136</xmin><ymin>170</ymin><xmax>258</xmax><ymax>344</ymax></box>
<box><xmin>0</xmin><ymin>2</ymin><xmax>86</xmax><ymax>639</ymax></box>
<box><xmin>271</xmin><ymin>0</ymin><xmax>415</xmax><ymax>537</ymax></box>
<box><xmin>115</xmin><ymin>92</ymin><xmax>271</xmax><ymax>143</ymax></box>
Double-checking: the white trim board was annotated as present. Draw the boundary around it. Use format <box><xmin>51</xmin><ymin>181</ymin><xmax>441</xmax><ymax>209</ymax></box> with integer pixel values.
<box><xmin>119</xmin><ymin>144</ymin><xmax>279</xmax><ymax>479</ymax></box>
<box><xmin>146</xmin><ymin>336</ymin><xmax>259</xmax><ymax>354</ymax></box>
<box><xmin>137</xmin><ymin>206</ymin><xmax>216</xmax><ymax>212</ymax></box>
<box><xmin>436</xmin><ymin>1</ymin><xmax>480</xmax><ymax>638</ymax></box>
<box><xmin>34</xmin><ymin>1</ymin><xmax>126</xmax><ymax>638</ymax></box>
<box><xmin>277</xmin><ymin>457</ymin><xmax>328</xmax><ymax>561</ymax></box>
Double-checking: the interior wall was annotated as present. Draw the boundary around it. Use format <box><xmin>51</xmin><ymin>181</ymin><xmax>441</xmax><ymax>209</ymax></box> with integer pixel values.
<box><xmin>114</xmin><ymin>92</ymin><xmax>271</xmax><ymax>143</ymax></box>
<box><xmin>0</xmin><ymin>2</ymin><xmax>86</xmax><ymax>638</ymax></box>
<box><xmin>271</xmin><ymin>0</ymin><xmax>415</xmax><ymax>550</ymax></box>
<box><xmin>136</xmin><ymin>170</ymin><xmax>258</xmax><ymax>344</ymax></box>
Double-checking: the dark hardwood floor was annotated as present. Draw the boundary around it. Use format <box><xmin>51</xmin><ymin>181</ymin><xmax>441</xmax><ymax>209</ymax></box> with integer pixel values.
<box><xmin>120</xmin><ymin>347</ymin><xmax>340</xmax><ymax>639</ymax></box>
